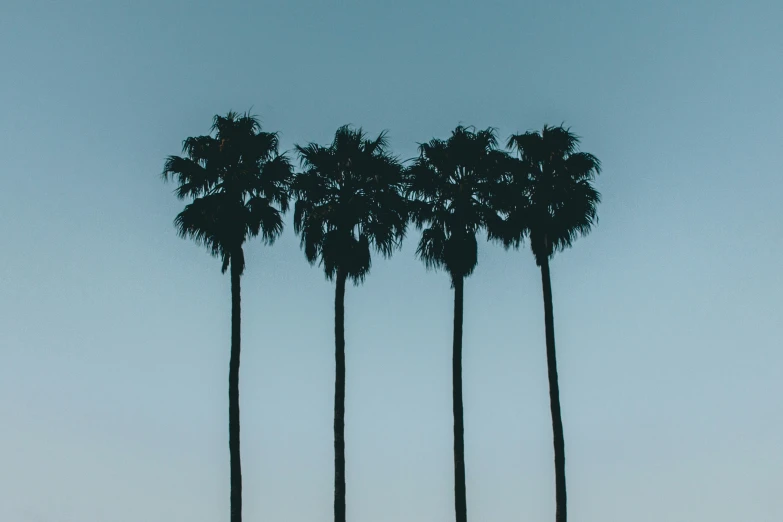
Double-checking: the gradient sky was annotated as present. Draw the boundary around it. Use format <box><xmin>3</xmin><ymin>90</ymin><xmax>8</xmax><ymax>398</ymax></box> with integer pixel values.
<box><xmin>1</xmin><ymin>1</ymin><xmax>782</xmax><ymax>521</ymax></box>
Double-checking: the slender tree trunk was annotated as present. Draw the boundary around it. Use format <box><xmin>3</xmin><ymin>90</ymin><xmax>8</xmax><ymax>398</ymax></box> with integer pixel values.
<box><xmin>452</xmin><ymin>275</ymin><xmax>468</xmax><ymax>522</ymax></box>
<box><xmin>334</xmin><ymin>269</ymin><xmax>347</xmax><ymax>522</ymax></box>
<box><xmin>229</xmin><ymin>258</ymin><xmax>243</xmax><ymax>522</ymax></box>
<box><xmin>540</xmin><ymin>257</ymin><xmax>567</xmax><ymax>522</ymax></box>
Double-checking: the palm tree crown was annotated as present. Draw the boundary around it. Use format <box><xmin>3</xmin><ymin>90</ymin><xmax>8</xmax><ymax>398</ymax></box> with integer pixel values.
<box><xmin>292</xmin><ymin>125</ymin><xmax>408</xmax><ymax>281</ymax></box>
<box><xmin>407</xmin><ymin>125</ymin><xmax>508</xmax><ymax>281</ymax></box>
<box><xmin>503</xmin><ymin>125</ymin><xmax>601</xmax><ymax>264</ymax></box>
<box><xmin>163</xmin><ymin>111</ymin><xmax>293</xmax><ymax>273</ymax></box>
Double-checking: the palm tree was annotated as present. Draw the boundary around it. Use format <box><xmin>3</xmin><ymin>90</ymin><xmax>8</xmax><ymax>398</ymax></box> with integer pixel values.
<box><xmin>501</xmin><ymin>125</ymin><xmax>601</xmax><ymax>522</ymax></box>
<box><xmin>406</xmin><ymin>125</ymin><xmax>508</xmax><ymax>522</ymax></box>
<box><xmin>162</xmin><ymin>112</ymin><xmax>293</xmax><ymax>522</ymax></box>
<box><xmin>292</xmin><ymin>125</ymin><xmax>407</xmax><ymax>522</ymax></box>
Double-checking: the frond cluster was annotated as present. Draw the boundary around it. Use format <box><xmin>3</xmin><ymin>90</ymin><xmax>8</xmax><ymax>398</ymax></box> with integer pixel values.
<box><xmin>162</xmin><ymin>112</ymin><xmax>293</xmax><ymax>274</ymax></box>
<box><xmin>292</xmin><ymin>125</ymin><xmax>408</xmax><ymax>283</ymax></box>
<box><xmin>502</xmin><ymin>125</ymin><xmax>602</xmax><ymax>266</ymax></box>
<box><xmin>407</xmin><ymin>125</ymin><xmax>511</xmax><ymax>282</ymax></box>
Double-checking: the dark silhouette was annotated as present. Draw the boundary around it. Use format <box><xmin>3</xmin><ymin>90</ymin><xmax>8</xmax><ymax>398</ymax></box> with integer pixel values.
<box><xmin>162</xmin><ymin>112</ymin><xmax>293</xmax><ymax>522</ymax></box>
<box><xmin>292</xmin><ymin>125</ymin><xmax>407</xmax><ymax>522</ymax></box>
<box><xmin>406</xmin><ymin>126</ymin><xmax>507</xmax><ymax>522</ymax></box>
<box><xmin>500</xmin><ymin>125</ymin><xmax>601</xmax><ymax>522</ymax></box>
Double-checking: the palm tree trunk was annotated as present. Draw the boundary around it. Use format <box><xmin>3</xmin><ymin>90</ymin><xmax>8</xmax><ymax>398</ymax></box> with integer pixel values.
<box><xmin>452</xmin><ymin>275</ymin><xmax>468</xmax><ymax>522</ymax></box>
<box><xmin>229</xmin><ymin>258</ymin><xmax>243</xmax><ymax>522</ymax></box>
<box><xmin>540</xmin><ymin>257</ymin><xmax>566</xmax><ymax>522</ymax></box>
<box><xmin>334</xmin><ymin>269</ymin><xmax>347</xmax><ymax>522</ymax></box>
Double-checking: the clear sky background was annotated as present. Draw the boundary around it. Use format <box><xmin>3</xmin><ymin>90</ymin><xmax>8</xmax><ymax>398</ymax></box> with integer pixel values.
<box><xmin>1</xmin><ymin>0</ymin><xmax>781</xmax><ymax>521</ymax></box>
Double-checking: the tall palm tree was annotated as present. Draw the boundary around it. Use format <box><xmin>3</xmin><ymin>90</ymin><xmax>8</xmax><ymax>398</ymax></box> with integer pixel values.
<box><xmin>406</xmin><ymin>125</ymin><xmax>507</xmax><ymax>522</ymax></box>
<box><xmin>502</xmin><ymin>125</ymin><xmax>601</xmax><ymax>522</ymax></box>
<box><xmin>162</xmin><ymin>112</ymin><xmax>293</xmax><ymax>522</ymax></box>
<box><xmin>292</xmin><ymin>125</ymin><xmax>407</xmax><ymax>522</ymax></box>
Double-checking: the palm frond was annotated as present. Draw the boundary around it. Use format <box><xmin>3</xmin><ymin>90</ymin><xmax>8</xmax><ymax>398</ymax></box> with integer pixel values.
<box><xmin>174</xmin><ymin>193</ymin><xmax>234</xmax><ymax>271</ymax></box>
<box><xmin>162</xmin><ymin>155</ymin><xmax>217</xmax><ymax>199</ymax></box>
<box><xmin>182</xmin><ymin>135</ymin><xmax>217</xmax><ymax>164</ymax></box>
<box><xmin>565</xmin><ymin>152</ymin><xmax>601</xmax><ymax>181</ymax></box>
<box><xmin>414</xmin><ymin>226</ymin><xmax>442</xmax><ymax>269</ymax></box>
<box><xmin>259</xmin><ymin>154</ymin><xmax>294</xmax><ymax>212</ymax></box>
<box><xmin>247</xmin><ymin>196</ymin><xmax>284</xmax><ymax>244</ymax></box>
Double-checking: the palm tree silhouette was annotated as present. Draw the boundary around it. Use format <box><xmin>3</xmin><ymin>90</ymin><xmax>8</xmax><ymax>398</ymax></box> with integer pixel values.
<box><xmin>162</xmin><ymin>112</ymin><xmax>293</xmax><ymax>522</ymax></box>
<box><xmin>502</xmin><ymin>125</ymin><xmax>601</xmax><ymax>522</ymax></box>
<box><xmin>406</xmin><ymin>125</ymin><xmax>507</xmax><ymax>522</ymax></box>
<box><xmin>292</xmin><ymin>125</ymin><xmax>407</xmax><ymax>522</ymax></box>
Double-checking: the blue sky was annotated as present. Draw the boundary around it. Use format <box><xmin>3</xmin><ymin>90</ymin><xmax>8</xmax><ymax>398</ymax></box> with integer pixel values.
<box><xmin>1</xmin><ymin>0</ymin><xmax>781</xmax><ymax>521</ymax></box>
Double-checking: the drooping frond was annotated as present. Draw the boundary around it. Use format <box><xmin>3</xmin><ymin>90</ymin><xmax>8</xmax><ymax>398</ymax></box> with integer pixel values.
<box><xmin>174</xmin><ymin>193</ymin><xmax>235</xmax><ymax>272</ymax></box>
<box><xmin>416</xmin><ymin>226</ymin><xmax>447</xmax><ymax>271</ymax></box>
<box><xmin>163</xmin><ymin>155</ymin><xmax>217</xmax><ymax>199</ymax></box>
<box><xmin>247</xmin><ymin>196</ymin><xmax>285</xmax><ymax>245</ymax></box>
<box><xmin>259</xmin><ymin>154</ymin><xmax>294</xmax><ymax>212</ymax></box>
<box><xmin>564</xmin><ymin>152</ymin><xmax>601</xmax><ymax>181</ymax></box>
